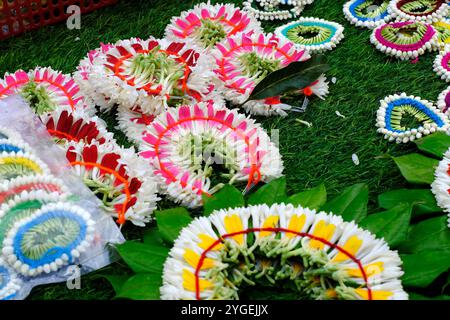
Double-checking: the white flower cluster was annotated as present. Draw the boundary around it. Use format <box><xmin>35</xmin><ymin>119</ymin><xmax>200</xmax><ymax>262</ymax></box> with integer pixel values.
<box><xmin>243</xmin><ymin>0</ymin><xmax>307</xmax><ymax>21</ymax></box>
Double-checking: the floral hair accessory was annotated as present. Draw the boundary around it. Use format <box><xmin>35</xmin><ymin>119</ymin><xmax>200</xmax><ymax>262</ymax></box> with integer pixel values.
<box><xmin>388</xmin><ymin>0</ymin><xmax>449</xmax><ymax>23</ymax></box>
<box><xmin>343</xmin><ymin>0</ymin><xmax>392</xmax><ymax>29</ymax></box>
<box><xmin>164</xmin><ymin>2</ymin><xmax>262</xmax><ymax>50</ymax></box>
<box><xmin>376</xmin><ymin>93</ymin><xmax>449</xmax><ymax>143</ymax></box>
<box><xmin>0</xmin><ymin>257</ymin><xmax>21</xmax><ymax>300</ymax></box>
<box><xmin>432</xmin><ymin>20</ymin><xmax>450</xmax><ymax>44</ymax></box>
<box><xmin>42</xmin><ymin>106</ymin><xmax>114</xmax><ymax>145</ymax></box>
<box><xmin>116</xmin><ymin>106</ymin><xmax>156</xmax><ymax>145</ymax></box>
<box><xmin>89</xmin><ymin>37</ymin><xmax>215</xmax><ymax>115</ymax></box>
<box><xmin>431</xmin><ymin>147</ymin><xmax>450</xmax><ymax>227</ymax></box>
<box><xmin>1</xmin><ymin>202</ymin><xmax>95</xmax><ymax>277</ymax></box>
<box><xmin>437</xmin><ymin>85</ymin><xmax>450</xmax><ymax>115</ymax></box>
<box><xmin>434</xmin><ymin>44</ymin><xmax>450</xmax><ymax>81</ymax></box>
<box><xmin>212</xmin><ymin>32</ymin><xmax>311</xmax><ymax>116</ymax></box>
<box><xmin>243</xmin><ymin>0</ymin><xmax>304</xmax><ymax>21</ymax></box>
<box><xmin>160</xmin><ymin>203</ymin><xmax>407</xmax><ymax>300</ymax></box>
<box><xmin>274</xmin><ymin>17</ymin><xmax>345</xmax><ymax>53</ymax></box>
<box><xmin>0</xmin><ymin>175</ymin><xmax>68</xmax><ymax>204</ymax></box>
<box><xmin>0</xmin><ymin>67</ymin><xmax>88</xmax><ymax>116</ymax></box>
<box><xmin>0</xmin><ymin>151</ymin><xmax>50</xmax><ymax>183</ymax></box>
<box><xmin>139</xmin><ymin>102</ymin><xmax>284</xmax><ymax>208</ymax></box>
<box><xmin>370</xmin><ymin>21</ymin><xmax>437</xmax><ymax>60</ymax></box>
<box><xmin>66</xmin><ymin>141</ymin><xmax>159</xmax><ymax>226</ymax></box>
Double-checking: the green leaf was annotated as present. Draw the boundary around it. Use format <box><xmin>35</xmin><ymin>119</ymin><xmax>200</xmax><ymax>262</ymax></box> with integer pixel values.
<box><xmin>393</xmin><ymin>153</ymin><xmax>439</xmax><ymax>185</ymax></box>
<box><xmin>378</xmin><ymin>189</ymin><xmax>441</xmax><ymax>217</ymax></box>
<box><xmin>116</xmin><ymin>274</ymin><xmax>161</xmax><ymax>300</ymax></box>
<box><xmin>248</xmin><ymin>55</ymin><xmax>330</xmax><ymax>101</ymax></box>
<box><xmin>359</xmin><ymin>203</ymin><xmax>412</xmax><ymax>247</ymax></box>
<box><xmin>321</xmin><ymin>183</ymin><xmax>368</xmax><ymax>222</ymax></box>
<box><xmin>288</xmin><ymin>183</ymin><xmax>327</xmax><ymax>210</ymax></box>
<box><xmin>155</xmin><ymin>207</ymin><xmax>193</xmax><ymax>244</ymax></box>
<box><xmin>143</xmin><ymin>227</ymin><xmax>169</xmax><ymax>247</ymax></box>
<box><xmin>203</xmin><ymin>184</ymin><xmax>245</xmax><ymax>216</ymax></box>
<box><xmin>399</xmin><ymin>216</ymin><xmax>450</xmax><ymax>253</ymax></box>
<box><xmin>116</xmin><ymin>242</ymin><xmax>169</xmax><ymax>274</ymax></box>
<box><xmin>415</xmin><ymin>132</ymin><xmax>450</xmax><ymax>158</ymax></box>
<box><xmin>101</xmin><ymin>274</ymin><xmax>130</xmax><ymax>294</ymax></box>
<box><xmin>247</xmin><ymin>177</ymin><xmax>287</xmax><ymax>206</ymax></box>
<box><xmin>401</xmin><ymin>250</ymin><xmax>450</xmax><ymax>288</ymax></box>
<box><xmin>409</xmin><ymin>293</ymin><xmax>450</xmax><ymax>300</ymax></box>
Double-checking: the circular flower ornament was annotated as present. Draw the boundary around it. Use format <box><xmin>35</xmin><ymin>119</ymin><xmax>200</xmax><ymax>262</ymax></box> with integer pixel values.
<box><xmin>89</xmin><ymin>38</ymin><xmax>215</xmax><ymax>115</ymax></box>
<box><xmin>370</xmin><ymin>21</ymin><xmax>437</xmax><ymax>60</ymax></box>
<box><xmin>343</xmin><ymin>0</ymin><xmax>392</xmax><ymax>28</ymax></box>
<box><xmin>437</xmin><ymin>85</ymin><xmax>450</xmax><ymax>114</ymax></box>
<box><xmin>376</xmin><ymin>93</ymin><xmax>449</xmax><ymax>143</ymax></box>
<box><xmin>0</xmin><ymin>258</ymin><xmax>21</xmax><ymax>300</ymax></box>
<box><xmin>274</xmin><ymin>18</ymin><xmax>345</xmax><ymax>53</ymax></box>
<box><xmin>434</xmin><ymin>45</ymin><xmax>450</xmax><ymax>81</ymax></box>
<box><xmin>432</xmin><ymin>20</ymin><xmax>450</xmax><ymax>44</ymax></box>
<box><xmin>243</xmin><ymin>0</ymin><xmax>304</xmax><ymax>21</ymax></box>
<box><xmin>165</xmin><ymin>2</ymin><xmax>262</xmax><ymax>50</ymax></box>
<box><xmin>388</xmin><ymin>0</ymin><xmax>449</xmax><ymax>23</ymax></box>
<box><xmin>0</xmin><ymin>67</ymin><xmax>87</xmax><ymax>116</ymax></box>
<box><xmin>0</xmin><ymin>138</ymin><xmax>30</xmax><ymax>155</ymax></box>
<box><xmin>116</xmin><ymin>106</ymin><xmax>156</xmax><ymax>145</ymax></box>
<box><xmin>66</xmin><ymin>141</ymin><xmax>159</xmax><ymax>226</ymax></box>
<box><xmin>160</xmin><ymin>203</ymin><xmax>408</xmax><ymax>300</ymax></box>
<box><xmin>0</xmin><ymin>151</ymin><xmax>50</xmax><ymax>183</ymax></box>
<box><xmin>139</xmin><ymin>102</ymin><xmax>284</xmax><ymax>208</ymax></box>
<box><xmin>212</xmin><ymin>32</ymin><xmax>319</xmax><ymax>116</ymax></box>
<box><xmin>431</xmin><ymin>148</ymin><xmax>450</xmax><ymax>227</ymax></box>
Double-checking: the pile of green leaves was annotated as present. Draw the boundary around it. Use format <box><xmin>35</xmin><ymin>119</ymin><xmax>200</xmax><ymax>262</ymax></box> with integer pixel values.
<box><xmin>103</xmin><ymin>131</ymin><xmax>450</xmax><ymax>299</ymax></box>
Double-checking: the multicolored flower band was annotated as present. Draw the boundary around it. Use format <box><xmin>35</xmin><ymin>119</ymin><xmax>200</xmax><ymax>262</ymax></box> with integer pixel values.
<box><xmin>139</xmin><ymin>102</ymin><xmax>284</xmax><ymax>208</ymax></box>
<box><xmin>0</xmin><ymin>151</ymin><xmax>51</xmax><ymax>183</ymax></box>
<box><xmin>212</xmin><ymin>32</ymin><xmax>313</xmax><ymax>116</ymax></box>
<box><xmin>343</xmin><ymin>0</ymin><xmax>392</xmax><ymax>29</ymax></box>
<box><xmin>388</xmin><ymin>0</ymin><xmax>449</xmax><ymax>23</ymax></box>
<box><xmin>434</xmin><ymin>44</ymin><xmax>450</xmax><ymax>81</ymax></box>
<box><xmin>0</xmin><ymin>137</ymin><xmax>31</xmax><ymax>155</ymax></box>
<box><xmin>0</xmin><ymin>257</ymin><xmax>22</xmax><ymax>300</ymax></box>
<box><xmin>376</xmin><ymin>93</ymin><xmax>449</xmax><ymax>143</ymax></box>
<box><xmin>66</xmin><ymin>141</ymin><xmax>159</xmax><ymax>226</ymax></box>
<box><xmin>164</xmin><ymin>2</ymin><xmax>262</xmax><ymax>50</ymax></box>
<box><xmin>437</xmin><ymin>85</ymin><xmax>450</xmax><ymax>115</ymax></box>
<box><xmin>160</xmin><ymin>203</ymin><xmax>407</xmax><ymax>300</ymax></box>
<box><xmin>431</xmin><ymin>147</ymin><xmax>450</xmax><ymax>227</ymax></box>
<box><xmin>86</xmin><ymin>37</ymin><xmax>215</xmax><ymax>115</ymax></box>
<box><xmin>275</xmin><ymin>17</ymin><xmax>345</xmax><ymax>54</ymax></box>
<box><xmin>243</xmin><ymin>0</ymin><xmax>304</xmax><ymax>21</ymax></box>
<box><xmin>370</xmin><ymin>21</ymin><xmax>438</xmax><ymax>60</ymax></box>
<box><xmin>432</xmin><ymin>19</ymin><xmax>450</xmax><ymax>44</ymax></box>
<box><xmin>1</xmin><ymin>202</ymin><xmax>95</xmax><ymax>277</ymax></box>
<box><xmin>0</xmin><ymin>67</ymin><xmax>89</xmax><ymax>116</ymax></box>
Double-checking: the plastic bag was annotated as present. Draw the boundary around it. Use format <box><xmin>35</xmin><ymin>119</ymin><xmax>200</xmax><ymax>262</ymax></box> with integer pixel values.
<box><xmin>0</xmin><ymin>95</ymin><xmax>124</xmax><ymax>300</ymax></box>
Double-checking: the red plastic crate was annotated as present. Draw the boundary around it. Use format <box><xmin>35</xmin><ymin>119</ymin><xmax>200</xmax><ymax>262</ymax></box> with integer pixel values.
<box><xmin>0</xmin><ymin>0</ymin><xmax>117</xmax><ymax>40</ymax></box>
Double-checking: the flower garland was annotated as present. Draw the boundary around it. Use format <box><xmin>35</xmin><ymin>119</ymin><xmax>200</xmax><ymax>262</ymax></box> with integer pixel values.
<box><xmin>164</xmin><ymin>2</ymin><xmax>262</xmax><ymax>50</ymax></box>
<box><xmin>66</xmin><ymin>141</ymin><xmax>159</xmax><ymax>226</ymax></box>
<box><xmin>434</xmin><ymin>44</ymin><xmax>450</xmax><ymax>81</ymax></box>
<box><xmin>388</xmin><ymin>0</ymin><xmax>449</xmax><ymax>23</ymax></box>
<box><xmin>211</xmin><ymin>32</ymin><xmax>330</xmax><ymax>117</ymax></box>
<box><xmin>432</xmin><ymin>19</ymin><xmax>450</xmax><ymax>44</ymax></box>
<box><xmin>243</xmin><ymin>0</ymin><xmax>304</xmax><ymax>21</ymax></box>
<box><xmin>0</xmin><ymin>258</ymin><xmax>22</xmax><ymax>300</ymax></box>
<box><xmin>376</xmin><ymin>93</ymin><xmax>449</xmax><ymax>143</ymax></box>
<box><xmin>0</xmin><ymin>67</ymin><xmax>89</xmax><ymax>116</ymax></box>
<box><xmin>87</xmin><ymin>37</ymin><xmax>215</xmax><ymax>115</ymax></box>
<box><xmin>437</xmin><ymin>85</ymin><xmax>450</xmax><ymax>114</ymax></box>
<box><xmin>431</xmin><ymin>147</ymin><xmax>450</xmax><ymax>227</ymax></box>
<box><xmin>160</xmin><ymin>203</ymin><xmax>408</xmax><ymax>300</ymax></box>
<box><xmin>139</xmin><ymin>102</ymin><xmax>284</xmax><ymax>208</ymax></box>
<box><xmin>116</xmin><ymin>106</ymin><xmax>156</xmax><ymax>145</ymax></box>
<box><xmin>343</xmin><ymin>0</ymin><xmax>392</xmax><ymax>29</ymax></box>
<box><xmin>370</xmin><ymin>21</ymin><xmax>438</xmax><ymax>60</ymax></box>
<box><xmin>0</xmin><ymin>151</ymin><xmax>50</xmax><ymax>183</ymax></box>
<box><xmin>274</xmin><ymin>18</ymin><xmax>345</xmax><ymax>53</ymax></box>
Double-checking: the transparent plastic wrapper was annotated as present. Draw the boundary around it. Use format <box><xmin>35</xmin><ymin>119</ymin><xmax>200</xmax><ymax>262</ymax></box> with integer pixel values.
<box><xmin>0</xmin><ymin>95</ymin><xmax>125</xmax><ymax>300</ymax></box>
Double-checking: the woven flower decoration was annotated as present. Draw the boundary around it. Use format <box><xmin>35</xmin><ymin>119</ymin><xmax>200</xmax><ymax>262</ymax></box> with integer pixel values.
<box><xmin>243</xmin><ymin>0</ymin><xmax>305</xmax><ymax>21</ymax></box>
<box><xmin>66</xmin><ymin>141</ymin><xmax>159</xmax><ymax>226</ymax></box>
<box><xmin>165</xmin><ymin>2</ymin><xmax>262</xmax><ymax>50</ymax></box>
<box><xmin>160</xmin><ymin>203</ymin><xmax>407</xmax><ymax>300</ymax></box>
<box><xmin>343</xmin><ymin>0</ymin><xmax>392</xmax><ymax>28</ymax></box>
<box><xmin>0</xmin><ymin>257</ymin><xmax>21</xmax><ymax>300</ymax></box>
<box><xmin>0</xmin><ymin>151</ymin><xmax>50</xmax><ymax>183</ymax></box>
<box><xmin>212</xmin><ymin>32</ymin><xmax>326</xmax><ymax>117</ymax></box>
<box><xmin>0</xmin><ymin>67</ymin><xmax>87</xmax><ymax>116</ymax></box>
<box><xmin>434</xmin><ymin>44</ymin><xmax>450</xmax><ymax>81</ymax></box>
<box><xmin>370</xmin><ymin>21</ymin><xmax>438</xmax><ymax>60</ymax></box>
<box><xmin>376</xmin><ymin>93</ymin><xmax>449</xmax><ymax>143</ymax></box>
<box><xmin>275</xmin><ymin>17</ymin><xmax>345</xmax><ymax>53</ymax></box>
<box><xmin>139</xmin><ymin>102</ymin><xmax>284</xmax><ymax>208</ymax></box>
<box><xmin>388</xmin><ymin>0</ymin><xmax>449</xmax><ymax>23</ymax></box>
<box><xmin>88</xmin><ymin>37</ymin><xmax>215</xmax><ymax>115</ymax></box>
<box><xmin>432</xmin><ymin>20</ymin><xmax>450</xmax><ymax>44</ymax></box>
<box><xmin>431</xmin><ymin>147</ymin><xmax>450</xmax><ymax>227</ymax></box>
<box><xmin>437</xmin><ymin>85</ymin><xmax>450</xmax><ymax>114</ymax></box>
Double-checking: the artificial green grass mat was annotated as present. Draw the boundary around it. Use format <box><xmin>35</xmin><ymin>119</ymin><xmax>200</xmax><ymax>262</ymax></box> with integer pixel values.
<box><xmin>0</xmin><ymin>0</ymin><xmax>445</xmax><ymax>299</ymax></box>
